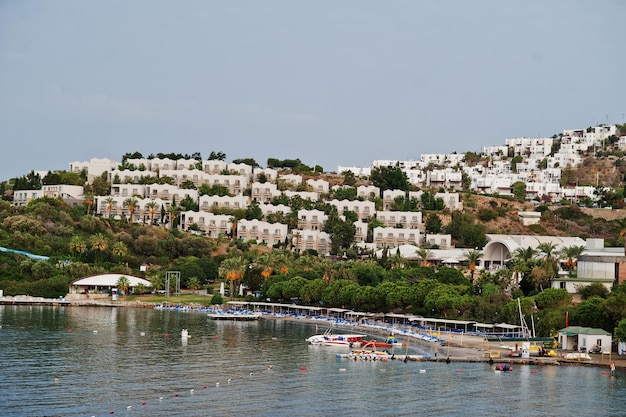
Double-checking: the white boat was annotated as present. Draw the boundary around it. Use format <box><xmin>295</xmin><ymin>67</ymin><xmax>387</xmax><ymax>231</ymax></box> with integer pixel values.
<box><xmin>306</xmin><ymin>327</ymin><xmax>366</xmax><ymax>347</ymax></box>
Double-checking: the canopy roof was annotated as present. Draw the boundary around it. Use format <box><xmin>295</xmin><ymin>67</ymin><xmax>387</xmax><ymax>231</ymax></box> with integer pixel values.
<box><xmin>71</xmin><ymin>274</ymin><xmax>152</xmax><ymax>287</ymax></box>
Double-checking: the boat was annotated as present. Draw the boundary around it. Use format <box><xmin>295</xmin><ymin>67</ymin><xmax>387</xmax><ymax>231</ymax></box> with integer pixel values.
<box><xmin>346</xmin><ymin>349</ymin><xmax>393</xmax><ymax>361</ymax></box>
<box><xmin>494</xmin><ymin>363</ymin><xmax>513</xmax><ymax>372</ymax></box>
<box><xmin>306</xmin><ymin>327</ymin><xmax>366</xmax><ymax>347</ymax></box>
<box><xmin>360</xmin><ymin>335</ymin><xmax>406</xmax><ymax>349</ymax></box>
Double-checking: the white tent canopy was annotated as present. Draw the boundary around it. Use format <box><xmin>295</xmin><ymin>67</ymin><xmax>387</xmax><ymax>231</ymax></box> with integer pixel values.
<box><xmin>70</xmin><ymin>274</ymin><xmax>151</xmax><ymax>294</ymax></box>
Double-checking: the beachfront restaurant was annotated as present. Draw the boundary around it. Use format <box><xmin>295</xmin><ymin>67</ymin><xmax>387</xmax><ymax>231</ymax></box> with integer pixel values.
<box><xmin>69</xmin><ymin>274</ymin><xmax>152</xmax><ymax>297</ymax></box>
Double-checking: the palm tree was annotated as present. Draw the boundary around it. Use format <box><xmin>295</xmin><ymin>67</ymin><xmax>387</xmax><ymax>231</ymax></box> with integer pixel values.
<box><xmin>111</xmin><ymin>241</ymin><xmax>128</xmax><ymax>263</ymax></box>
<box><xmin>104</xmin><ymin>196</ymin><xmax>115</xmax><ymax>219</ymax></box>
<box><xmin>390</xmin><ymin>249</ymin><xmax>405</xmax><ymax>270</ymax></box>
<box><xmin>616</xmin><ymin>217</ymin><xmax>626</xmax><ymax>255</ymax></box>
<box><xmin>512</xmin><ymin>246</ymin><xmax>538</xmax><ymax>263</ymax></box>
<box><xmin>558</xmin><ymin>245</ymin><xmax>586</xmax><ymax>277</ymax></box>
<box><xmin>69</xmin><ymin>236</ymin><xmax>87</xmax><ymax>259</ymax></box>
<box><xmin>89</xmin><ymin>233</ymin><xmax>108</xmax><ymax>263</ymax></box>
<box><xmin>168</xmin><ymin>203</ymin><xmax>181</xmax><ymax>230</ymax></box>
<box><xmin>218</xmin><ymin>256</ymin><xmax>247</xmax><ymax>300</ymax></box>
<box><xmin>124</xmin><ymin>197</ymin><xmax>139</xmax><ymax>223</ymax></box>
<box><xmin>116</xmin><ymin>276</ymin><xmax>130</xmax><ymax>296</ymax></box>
<box><xmin>85</xmin><ymin>195</ymin><xmax>94</xmax><ymax>215</ymax></box>
<box><xmin>537</xmin><ymin>242</ymin><xmax>559</xmax><ymax>286</ymax></box>
<box><xmin>229</xmin><ymin>216</ymin><xmax>238</xmax><ymax>240</ymax></box>
<box><xmin>415</xmin><ymin>247</ymin><xmax>432</xmax><ymax>267</ymax></box>
<box><xmin>145</xmin><ymin>200</ymin><xmax>158</xmax><ymax>226</ymax></box>
<box><xmin>256</xmin><ymin>253</ymin><xmax>275</xmax><ymax>279</ymax></box>
<box><xmin>464</xmin><ymin>249</ymin><xmax>483</xmax><ymax>281</ymax></box>
<box><xmin>187</xmin><ymin>276</ymin><xmax>202</xmax><ymax>294</ymax></box>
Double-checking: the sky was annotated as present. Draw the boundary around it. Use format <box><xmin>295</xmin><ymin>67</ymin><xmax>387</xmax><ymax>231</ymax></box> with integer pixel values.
<box><xmin>1</xmin><ymin>1</ymin><xmax>625</xmax><ymax>181</ymax></box>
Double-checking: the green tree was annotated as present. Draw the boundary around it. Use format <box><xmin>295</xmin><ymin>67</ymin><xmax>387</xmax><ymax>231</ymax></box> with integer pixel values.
<box><xmin>218</xmin><ymin>256</ymin><xmax>247</xmax><ymax>300</ymax></box>
<box><xmin>370</xmin><ymin>166</ymin><xmax>409</xmax><ymax>195</ymax></box>
<box><xmin>511</xmin><ymin>181</ymin><xmax>526</xmax><ymax>202</ymax></box>
<box><xmin>425</xmin><ymin>213</ymin><xmax>442</xmax><ymax>233</ymax></box>
<box><xmin>111</xmin><ymin>241</ymin><xmax>128</xmax><ymax>263</ymax></box>
<box><xmin>323</xmin><ymin>210</ymin><xmax>356</xmax><ymax>255</ymax></box>
<box><xmin>116</xmin><ymin>276</ymin><xmax>130</xmax><ymax>295</ymax></box>
<box><xmin>187</xmin><ymin>276</ymin><xmax>202</xmax><ymax>294</ymax></box>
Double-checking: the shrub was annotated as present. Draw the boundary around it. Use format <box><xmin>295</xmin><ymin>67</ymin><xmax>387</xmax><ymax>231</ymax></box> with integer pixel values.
<box><xmin>211</xmin><ymin>294</ymin><xmax>223</xmax><ymax>305</ymax></box>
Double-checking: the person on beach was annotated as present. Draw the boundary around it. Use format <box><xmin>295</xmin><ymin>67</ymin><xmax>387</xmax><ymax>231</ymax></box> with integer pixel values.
<box><xmin>610</xmin><ymin>361</ymin><xmax>616</xmax><ymax>375</ymax></box>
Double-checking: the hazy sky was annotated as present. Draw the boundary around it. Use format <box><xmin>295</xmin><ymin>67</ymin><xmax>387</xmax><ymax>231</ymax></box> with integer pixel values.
<box><xmin>1</xmin><ymin>1</ymin><xmax>625</xmax><ymax>180</ymax></box>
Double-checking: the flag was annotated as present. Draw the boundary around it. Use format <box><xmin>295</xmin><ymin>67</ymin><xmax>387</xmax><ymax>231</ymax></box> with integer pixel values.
<box><xmin>565</xmin><ymin>311</ymin><xmax>569</xmax><ymax>328</ymax></box>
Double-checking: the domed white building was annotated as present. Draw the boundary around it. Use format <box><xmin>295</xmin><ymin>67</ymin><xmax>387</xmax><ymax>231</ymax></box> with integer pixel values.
<box><xmin>69</xmin><ymin>274</ymin><xmax>152</xmax><ymax>296</ymax></box>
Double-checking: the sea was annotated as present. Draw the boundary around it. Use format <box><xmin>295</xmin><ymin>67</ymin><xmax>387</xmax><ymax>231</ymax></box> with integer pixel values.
<box><xmin>1</xmin><ymin>305</ymin><xmax>625</xmax><ymax>417</ymax></box>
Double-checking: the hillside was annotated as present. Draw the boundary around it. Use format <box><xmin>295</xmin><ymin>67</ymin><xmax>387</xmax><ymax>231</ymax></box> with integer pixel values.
<box><xmin>459</xmin><ymin>193</ymin><xmax>623</xmax><ymax>243</ymax></box>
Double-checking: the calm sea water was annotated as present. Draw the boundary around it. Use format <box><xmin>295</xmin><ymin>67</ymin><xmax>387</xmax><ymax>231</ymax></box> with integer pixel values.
<box><xmin>1</xmin><ymin>305</ymin><xmax>625</xmax><ymax>417</ymax></box>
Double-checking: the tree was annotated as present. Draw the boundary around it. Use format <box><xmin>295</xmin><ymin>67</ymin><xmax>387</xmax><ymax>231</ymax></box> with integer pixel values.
<box><xmin>511</xmin><ymin>181</ymin><xmax>526</xmax><ymax>202</ymax></box>
<box><xmin>208</xmin><ymin>151</ymin><xmax>226</xmax><ymax>161</ymax></box>
<box><xmin>69</xmin><ymin>236</ymin><xmax>87</xmax><ymax>259</ymax></box>
<box><xmin>187</xmin><ymin>276</ymin><xmax>202</xmax><ymax>294</ymax></box>
<box><xmin>464</xmin><ymin>249</ymin><xmax>482</xmax><ymax>282</ymax></box>
<box><xmin>323</xmin><ymin>210</ymin><xmax>356</xmax><ymax>255</ymax></box>
<box><xmin>425</xmin><ymin>213</ymin><xmax>442</xmax><ymax>234</ymax></box>
<box><xmin>104</xmin><ymin>196</ymin><xmax>115</xmax><ymax>219</ymax></box>
<box><xmin>111</xmin><ymin>241</ymin><xmax>128</xmax><ymax>263</ymax></box>
<box><xmin>218</xmin><ymin>256</ymin><xmax>247</xmax><ymax>300</ymax></box>
<box><xmin>124</xmin><ymin>197</ymin><xmax>139</xmax><ymax>223</ymax></box>
<box><xmin>89</xmin><ymin>233</ymin><xmax>108</xmax><ymax>263</ymax></box>
<box><xmin>145</xmin><ymin>200</ymin><xmax>158</xmax><ymax>226</ymax></box>
<box><xmin>615</xmin><ymin>318</ymin><xmax>626</xmax><ymax>345</ymax></box>
<box><xmin>558</xmin><ymin>245</ymin><xmax>585</xmax><ymax>277</ymax></box>
<box><xmin>168</xmin><ymin>203</ymin><xmax>181</xmax><ymax>230</ymax></box>
<box><xmin>616</xmin><ymin>217</ymin><xmax>626</xmax><ymax>255</ymax></box>
<box><xmin>341</xmin><ymin>170</ymin><xmax>357</xmax><ymax>187</ymax></box>
<box><xmin>369</xmin><ymin>166</ymin><xmax>409</xmax><ymax>195</ymax></box>
<box><xmin>444</xmin><ymin>211</ymin><xmax>487</xmax><ymax>249</ymax></box>
<box><xmin>415</xmin><ymin>247</ymin><xmax>432</xmax><ymax>267</ymax></box>
<box><xmin>116</xmin><ymin>276</ymin><xmax>130</xmax><ymax>295</ymax></box>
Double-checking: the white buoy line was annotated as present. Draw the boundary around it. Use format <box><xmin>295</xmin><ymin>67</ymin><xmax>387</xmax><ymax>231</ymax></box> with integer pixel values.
<box><xmin>90</xmin><ymin>364</ymin><xmax>278</xmax><ymax>415</ymax></box>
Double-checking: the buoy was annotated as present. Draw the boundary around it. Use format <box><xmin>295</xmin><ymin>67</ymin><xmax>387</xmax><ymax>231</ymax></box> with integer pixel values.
<box><xmin>19</xmin><ymin>326</ymin><xmax>24</xmax><ymax>330</ymax></box>
<box><xmin>339</xmin><ymin>368</ymin><xmax>346</xmax><ymax>372</ymax></box>
<box><xmin>159</xmin><ymin>397</ymin><xmax>163</xmax><ymax>401</ymax></box>
<box><xmin>140</xmin><ymin>332</ymin><xmax>145</xmax><ymax>336</ymax></box>
<box><xmin>531</xmin><ymin>370</ymin><xmax>538</xmax><ymax>374</ymax></box>
<box><xmin>174</xmin><ymin>393</ymin><xmax>179</xmax><ymax>397</ymax></box>
<box><xmin>250</xmin><ymin>372</ymin><xmax>253</xmax><ymax>376</ymax></box>
<box><xmin>181</xmin><ymin>329</ymin><xmax>189</xmax><ymax>338</ymax></box>
<box><xmin>164</xmin><ymin>333</ymin><xmax>170</xmax><ymax>337</ymax></box>
<box><xmin>203</xmin><ymin>385</ymin><xmax>207</xmax><ymax>389</ymax></box>
<box><xmin>126</xmin><ymin>406</ymin><xmax>131</xmax><ymax>411</ymax></box>
<box><xmin>212</xmin><ymin>335</ymin><xmax>218</xmax><ymax>339</ymax></box>
<box><xmin>141</xmin><ymin>401</ymin><xmax>147</xmax><ymax>406</ymax></box>
<box><xmin>116</xmin><ymin>331</ymin><xmax>122</xmax><ymax>335</ymax></box>
<box><xmin>216</xmin><ymin>382</ymin><xmax>220</xmax><ymax>387</ymax></box>
<box><xmin>419</xmin><ymin>369</ymin><xmax>426</xmax><ymax>374</ymax></box>
<box><xmin>93</xmin><ymin>330</ymin><xmax>98</xmax><ymax>334</ymax></box>
<box><xmin>54</xmin><ymin>377</ymin><xmax>59</xmax><ymax>383</ymax></box>
<box><xmin>300</xmin><ymin>367</ymin><xmax>307</xmax><ymax>371</ymax></box>
<box><xmin>228</xmin><ymin>378</ymin><xmax>232</xmax><ymax>383</ymax></box>
<box><xmin>67</xmin><ymin>328</ymin><xmax>72</xmax><ymax>332</ymax></box>
<box><xmin>190</xmin><ymin>389</ymin><xmax>194</xmax><ymax>395</ymax></box>
<box><xmin>456</xmin><ymin>370</ymin><xmax>463</xmax><ymax>373</ymax></box>
<box><xmin>268</xmin><ymin>365</ymin><xmax>272</xmax><ymax>370</ymax></box>
<box><xmin>108</xmin><ymin>411</ymin><xmax>114</xmax><ymax>414</ymax></box>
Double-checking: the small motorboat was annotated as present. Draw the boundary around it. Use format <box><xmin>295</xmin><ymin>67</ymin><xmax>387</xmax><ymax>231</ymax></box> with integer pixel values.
<box><xmin>494</xmin><ymin>363</ymin><xmax>513</xmax><ymax>372</ymax></box>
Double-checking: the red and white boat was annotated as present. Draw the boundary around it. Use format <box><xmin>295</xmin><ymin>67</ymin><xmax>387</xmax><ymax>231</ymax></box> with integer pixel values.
<box><xmin>306</xmin><ymin>328</ymin><xmax>366</xmax><ymax>347</ymax></box>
